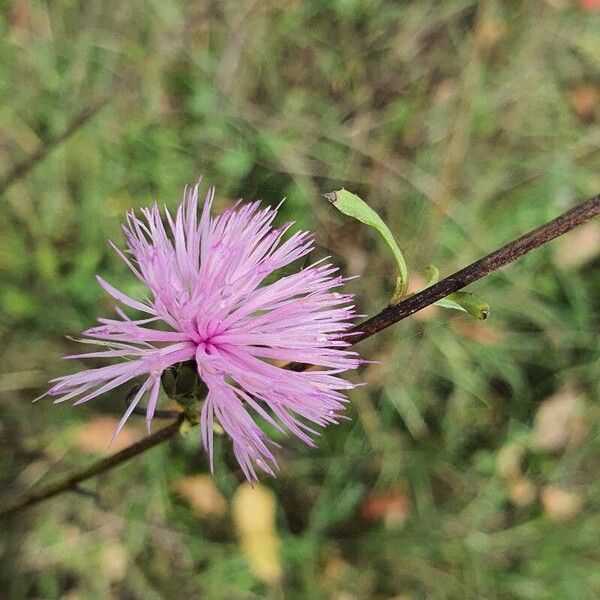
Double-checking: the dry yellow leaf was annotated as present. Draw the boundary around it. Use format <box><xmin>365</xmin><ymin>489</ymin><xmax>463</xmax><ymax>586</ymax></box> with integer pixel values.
<box><xmin>533</xmin><ymin>385</ymin><xmax>584</xmax><ymax>453</ymax></box>
<box><xmin>172</xmin><ymin>475</ymin><xmax>227</xmax><ymax>518</ymax></box>
<box><xmin>496</xmin><ymin>442</ymin><xmax>526</xmax><ymax>481</ymax></box>
<box><xmin>475</xmin><ymin>18</ymin><xmax>506</xmax><ymax>52</ymax></box>
<box><xmin>568</xmin><ymin>84</ymin><xmax>598</xmax><ymax>123</ymax></box>
<box><xmin>232</xmin><ymin>482</ymin><xmax>282</xmax><ymax>584</ymax></box>
<box><xmin>73</xmin><ymin>416</ymin><xmax>141</xmax><ymax>453</ymax></box>
<box><xmin>541</xmin><ymin>486</ymin><xmax>583</xmax><ymax>521</ymax></box>
<box><xmin>322</xmin><ymin>554</ymin><xmax>349</xmax><ymax>585</ymax></box>
<box><xmin>361</xmin><ymin>484</ymin><xmax>411</xmax><ymax>529</ymax></box>
<box><xmin>507</xmin><ymin>477</ymin><xmax>537</xmax><ymax>507</ymax></box>
<box><xmin>101</xmin><ymin>542</ymin><xmax>128</xmax><ymax>581</ymax></box>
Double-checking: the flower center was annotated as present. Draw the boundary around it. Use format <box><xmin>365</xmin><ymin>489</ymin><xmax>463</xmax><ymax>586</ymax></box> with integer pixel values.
<box><xmin>189</xmin><ymin>315</ymin><xmax>225</xmax><ymax>355</ymax></box>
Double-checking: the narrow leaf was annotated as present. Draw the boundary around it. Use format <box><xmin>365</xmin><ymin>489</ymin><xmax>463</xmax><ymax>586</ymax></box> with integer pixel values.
<box><xmin>424</xmin><ymin>264</ymin><xmax>490</xmax><ymax>320</ymax></box>
<box><xmin>324</xmin><ymin>189</ymin><xmax>409</xmax><ymax>303</ymax></box>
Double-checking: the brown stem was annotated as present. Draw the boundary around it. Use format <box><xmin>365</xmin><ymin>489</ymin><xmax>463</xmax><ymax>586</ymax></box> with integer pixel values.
<box><xmin>0</xmin><ymin>194</ymin><xmax>598</xmax><ymax>518</ymax></box>
<box><xmin>0</xmin><ymin>98</ymin><xmax>109</xmax><ymax>197</ymax></box>
<box><xmin>0</xmin><ymin>414</ymin><xmax>184</xmax><ymax>519</ymax></box>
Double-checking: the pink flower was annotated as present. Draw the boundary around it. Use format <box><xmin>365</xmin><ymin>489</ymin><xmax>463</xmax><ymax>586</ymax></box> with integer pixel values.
<box><xmin>42</xmin><ymin>183</ymin><xmax>361</xmax><ymax>479</ymax></box>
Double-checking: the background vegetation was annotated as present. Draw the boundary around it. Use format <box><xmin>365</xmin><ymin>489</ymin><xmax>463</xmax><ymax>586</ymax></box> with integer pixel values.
<box><xmin>1</xmin><ymin>1</ymin><xmax>599</xmax><ymax>598</ymax></box>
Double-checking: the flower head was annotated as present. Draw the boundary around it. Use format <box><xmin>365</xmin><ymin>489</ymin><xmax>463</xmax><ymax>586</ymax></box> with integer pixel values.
<box><xmin>43</xmin><ymin>183</ymin><xmax>361</xmax><ymax>479</ymax></box>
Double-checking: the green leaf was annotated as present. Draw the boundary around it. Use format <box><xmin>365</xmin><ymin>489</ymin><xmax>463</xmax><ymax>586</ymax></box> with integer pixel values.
<box><xmin>324</xmin><ymin>189</ymin><xmax>409</xmax><ymax>303</ymax></box>
<box><xmin>423</xmin><ymin>264</ymin><xmax>440</xmax><ymax>287</ymax></box>
<box><xmin>425</xmin><ymin>265</ymin><xmax>490</xmax><ymax>320</ymax></box>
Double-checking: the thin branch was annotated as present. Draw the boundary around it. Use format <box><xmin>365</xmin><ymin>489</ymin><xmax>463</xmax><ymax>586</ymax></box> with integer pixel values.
<box><xmin>0</xmin><ymin>193</ymin><xmax>598</xmax><ymax>519</ymax></box>
<box><xmin>286</xmin><ymin>193</ymin><xmax>599</xmax><ymax>371</ymax></box>
<box><xmin>0</xmin><ymin>414</ymin><xmax>184</xmax><ymax>519</ymax></box>
<box><xmin>351</xmin><ymin>194</ymin><xmax>600</xmax><ymax>343</ymax></box>
<box><xmin>0</xmin><ymin>98</ymin><xmax>109</xmax><ymax>197</ymax></box>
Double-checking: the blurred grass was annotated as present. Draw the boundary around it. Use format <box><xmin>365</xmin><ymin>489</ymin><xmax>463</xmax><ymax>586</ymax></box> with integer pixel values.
<box><xmin>0</xmin><ymin>0</ymin><xmax>599</xmax><ymax>598</ymax></box>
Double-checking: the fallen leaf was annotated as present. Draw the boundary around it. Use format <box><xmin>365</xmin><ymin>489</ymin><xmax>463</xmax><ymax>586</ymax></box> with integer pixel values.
<box><xmin>332</xmin><ymin>593</ymin><xmax>358</xmax><ymax>600</ymax></box>
<box><xmin>232</xmin><ymin>483</ymin><xmax>282</xmax><ymax>584</ymax></box>
<box><xmin>9</xmin><ymin>1</ymin><xmax>29</xmax><ymax>30</ymax></box>
<box><xmin>172</xmin><ymin>475</ymin><xmax>227</xmax><ymax>518</ymax></box>
<box><xmin>569</xmin><ymin>84</ymin><xmax>598</xmax><ymax>122</ymax></box>
<box><xmin>533</xmin><ymin>384</ymin><xmax>583</xmax><ymax>453</ymax></box>
<box><xmin>434</xmin><ymin>79</ymin><xmax>457</xmax><ymax>106</ymax></box>
<box><xmin>555</xmin><ymin>221</ymin><xmax>600</xmax><ymax>269</ymax></box>
<box><xmin>496</xmin><ymin>442</ymin><xmax>526</xmax><ymax>481</ymax></box>
<box><xmin>507</xmin><ymin>477</ymin><xmax>537</xmax><ymax>507</ymax></box>
<box><xmin>475</xmin><ymin>18</ymin><xmax>505</xmax><ymax>52</ymax></box>
<box><xmin>331</xmin><ymin>590</ymin><xmax>358</xmax><ymax>600</ymax></box>
<box><xmin>101</xmin><ymin>543</ymin><xmax>128</xmax><ymax>581</ymax></box>
<box><xmin>73</xmin><ymin>416</ymin><xmax>142</xmax><ymax>453</ymax></box>
<box><xmin>541</xmin><ymin>486</ymin><xmax>583</xmax><ymax>521</ymax></box>
<box><xmin>322</xmin><ymin>554</ymin><xmax>349</xmax><ymax>584</ymax></box>
<box><xmin>361</xmin><ymin>484</ymin><xmax>411</xmax><ymax>529</ymax></box>
<box><xmin>580</xmin><ymin>0</ymin><xmax>600</xmax><ymax>12</ymax></box>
